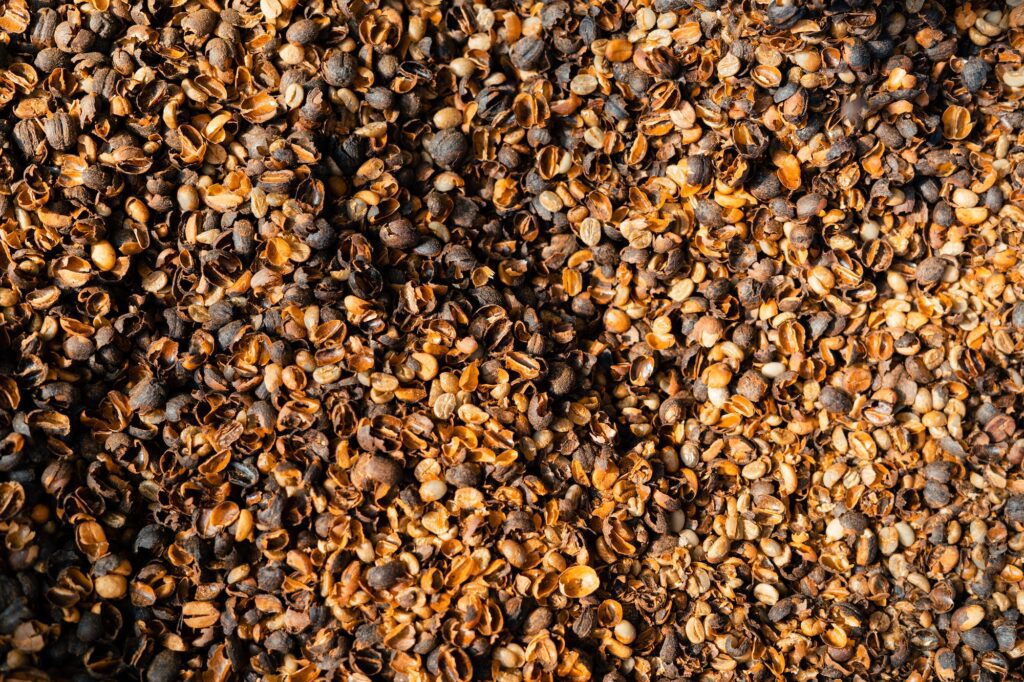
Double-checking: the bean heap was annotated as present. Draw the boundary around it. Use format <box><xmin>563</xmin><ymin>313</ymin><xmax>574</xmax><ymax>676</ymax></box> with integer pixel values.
<box><xmin>3</xmin><ymin>0</ymin><xmax>1024</xmax><ymax>680</ymax></box>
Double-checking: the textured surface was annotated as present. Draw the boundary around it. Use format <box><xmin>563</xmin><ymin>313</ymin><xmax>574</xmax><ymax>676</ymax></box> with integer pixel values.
<box><xmin>2</xmin><ymin>0</ymin><xmax>1024</xmax><ymax>681</ymax></box>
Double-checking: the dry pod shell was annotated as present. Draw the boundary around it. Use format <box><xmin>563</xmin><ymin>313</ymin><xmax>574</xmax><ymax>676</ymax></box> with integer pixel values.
<box><xmin>559</xmin><ymin>565</ymin><xmax>600</xmax><ymax>598</ymax></box>
<box><xmin>952</xmin><ymin>605</ymin><xmax>985</xmax><ymax>632</ymax></box>
<box><xmin>941</xmin><ymin>105</ymin><xmax>973</xmax><ymax>140</ymax></box>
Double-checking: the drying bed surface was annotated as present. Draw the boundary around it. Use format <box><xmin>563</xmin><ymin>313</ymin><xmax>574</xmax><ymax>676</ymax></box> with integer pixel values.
<box><xmin>2</xmin><ymin>0</ymin><xmax>1024</xmax><ymax>681</ymax></box>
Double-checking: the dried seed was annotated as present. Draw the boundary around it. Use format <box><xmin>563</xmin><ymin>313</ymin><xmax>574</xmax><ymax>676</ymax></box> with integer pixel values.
<box><xmin>90</xmin><ymin>241</ymin><xmax>116</xmax><ymax>272</ymax></box>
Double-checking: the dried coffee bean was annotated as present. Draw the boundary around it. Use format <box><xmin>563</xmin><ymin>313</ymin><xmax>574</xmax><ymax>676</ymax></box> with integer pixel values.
<box><xmin>510</xmin><ymin>36</ymin><xmax>546</xmax><ymax>71</ymax></box>
<box><xmin>43</xmin><ymin>112</ymin><xmax>77</xmax><ymax>151</ymax></box>
<box><xmin>819</xmin><ymin>387</ymin><xmax>853</xmax><ymax>413</ymax></box>
<box><xmin>916</xmin><ymin>257</ymin><xmax>947</xmax><ymax>284</ymax></box>
<box><xmin>961</xmin><ymin>628</ymin><xmax>996</xmax><ymax>652</ymax></box>
<box><xmin>426</xmin><ymin>129</ymin><xmax>469</xmax><ymax>170</ymax></box>
<box><xmin>358</xmin><ymin>456</ymin><xmax>402</xmax><ymax>487</ymax></box>
<box><xmin>379</xmin><ymin>219</ymin><xmax>418</xmax><ymax>249</ymax></box>
<box><xmin>286</xmin><ymin>19</ymin><xmax>320</xmax><ymax>45</ymax></box>
<box><xmin>366</xmin><ymin>562</ymin><xmax>405</xmax><ymax>590</ymax></box>
<box><xmin>962</xmin><ymin>58</ymin><xmax>989</xmax><ymax>93</ymax></box>
<box><xmin>181</xmin><ymin>9</ymin><xmax>217</xmax><ymax>36</ymax></box>
<box><xmin>146</xmin><ymin>651</ymin><xmax>179</xmax><ymax>682</ymax></box>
